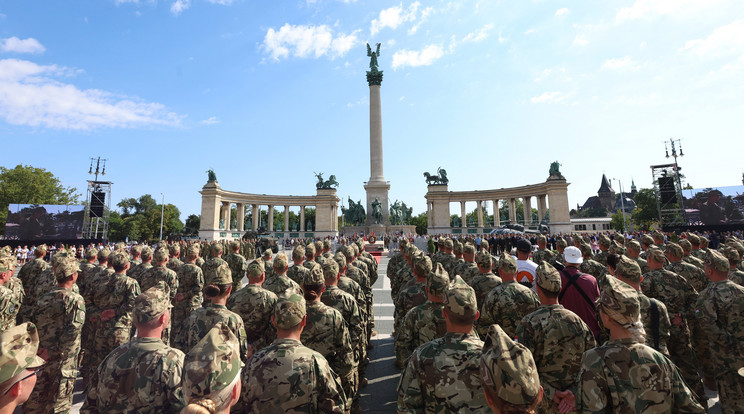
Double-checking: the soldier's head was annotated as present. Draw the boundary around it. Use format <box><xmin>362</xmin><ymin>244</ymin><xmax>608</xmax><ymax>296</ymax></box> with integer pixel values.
<box><xmin>141</xmin><ymin>246</ymin><xmax>154</xmax><ymax>262</ymax></box>
<box><xmin>204</xmin><ymin>263</ymin><xmax>233</xmax><ymax>299</ymax></box>
<box><xmin>313</xmin><ymin>241</ymin><xmax>323</xmax><ymax>258</ymax></box>
<box><xmin>0</xmin><ymin>257</ymin><xmax>15</xmax><ymax>284</ymax></box>
<box><xmin>686</xmin><ymin>233</ymin><xmax>700</xmax><ymax>248</ymax></box>
<box><xmin>97</xmin><ymin>247</ymin><xmax>111</xmax><ymax>264</ymax></box>
<box><xmin>273</xmin><ymin>294</ymin><xmax>307</xmax><ymax>335</ymax></box>
<box><xmin>246</xmin><ymin>260</ymin><xmax>265</xmax><ymax>284</ymax></box>
<box><xmin>211</xmin><ymin>243</ymin><xmax>223</xmax><ymax>258</ymax></box>
<box><xmin>272</xmin><ymin>253</ymin><xmax>288</xmax><ymax>274</ymax></box>
<box><xmin>476</xmin><ymin>251</ymin><xmax>492</xmax><ymax>273</ymax></box>
<box><xmin>444</xmin><ymin>238</ymin><xmax>454</xmax><ymax>253</ymax></box>
<box><xmin>555</xmin><ymin>237</ymin><xmax>567</xmax><ymax>253</ymax></box>
<box><xmin>322</xmin><ymin>260</ymin><xmax>340</xmax><ymax>286</ymax></box>
<box><xmin>182</xmin><ymin>323</ymin><xmax>243</xmax><ymax>414</ymax></box>
<box><xmin>84</xmin><ymin>246</ymin><xmax>98</xmax><ymax>261</ymax></box>
<box><xmin>463</xmin><ymin>243</ymin><xmax>476</xmax><ymax>262</ymax></box>
<box><xmin>0</xmin><ymin>323</ymin><xmax>45</xmax><ymax>408</ymax></box>
<box><xmin>443</xmin><ymin>276</ymin><xmax>479</xmax><ymax>327</ymax></box>
<box><xmin>304</xmin><ymin>243</ymin><xmax>316</xmax><ymax>261</ymax></box>
<box><xmin>413</xmin><ymin>252</ymin><xmax>432</xmax><ymax>280</ymax></box>
<box><xmin>497</xmin><ymin>253</ymin><xmax>517</xmax><ymax>280</ymax></box>
<box><xmin>664</xmin><ymin>243</ymin><xmax>683</xmax><ymax>263</ymax></box>
<box><xmin>186</xmin><ymin>245</ymin><xmax>200</xmax><ymax>261</ymax></box>
<box><xmin>426</xmin><ymin>263</ymin><xmax>449</xmax><ymax>301</ymax></box>
<box><xmin>333</xmin><ymin>253</ymin><xmax>347</xmax><ymax>274</ymax></box>
<box><xmin>479</xmin><ymin>324</ymin><xmax>542</xmax><ymax>413</ymax></box>
<box><xmin>645</xmin><ymin>247</ymin><xmax>665</xmax><ymax>269</ymax></box>
<box><xmin>130</xmin><ymin>244</ymin><xmax>142</xmax><ymax>258</ymax></box>
<box><xmin>54</xmin><ymin>256</ymin><xmax>80</xmax><ymax>284</ymax></box>
<box><xmin>614</xmin><ymin>255</ymin><xmax>642</xmax><ymax>288</ymax></box>
<box><xmin>133</xmin><ymin>283</ymin><xmax>171</xmax><ymax>332</ymax></box>
<box><xmin>652</xmin><ymin>230</ymin><xmax>665</xmax><ymax>246</ymax></box>
<box><xmin>625</xmin><ymin>240</ymin><xmax>641</xmax><ymax>258</ymax></box>
<box><xmin>33</xmin><ymin>244</ymin><xmax>47</xmax><ymax>258</ymax></box>
<box><xmin>536</xmin><ymin>234</ymin><xmax>547</xmax><ymax>248</ymax></box>
<box><xmin>703</xmin><ymin>250</ymin><xmax>730</xmax><ymax>282</ymax></box>
<box><xmin>154</xmin><ymin>247</ymin><xmax>170</xmax><ymax>265</ymax></box>
<box><xmin>640</xmin><ymin>234</ymin><xmax>654</xmax><ymax>249</ymax></box>
<box><xmin>322</xmin><ymin>239</ymin><xmax>332</xmax><ymax>252</ymax></box>
<box><xmin>596</xmin><ymin>276</ymin><xmax>643</xmax><ymax>342</ymax></box>
<box><xmin>720</xmin><ymin>246</ymin><xmax>740</xmax><ymax>270</ymax></box>
<box><xmin>292</xmin><ymin>245</ymin><xmax>305</xmax><ymax>264</ymax></box>
<box><xmin>109</xmin><ymin>251</ymin><xmax>130</xmax><ymax>273</ymax></box>
<box><xmin>303</xmin><ymin>264</ymin><xmax>325</xmax><ymax>302</ymax></box>
<box><xmin>598</xmin><ymin>235</ymin><xmax>611</xmax><ymax>252</ymax></box>
<box><xmin>453</xmin><ymin>241</ymin><xmax>463</xmax><ymax>257</ymax></box>
<box><xmin>230</xmin><ymin>240</ymin><xmax>240</xmax><ymax>252</ymax></box>
<box><xmin>169</xmin><ymin>244</ymin><xmax>180</xmax><ymax>258</ymax></box>
<box><xmin>535</xmin><ymin>262</ymin><xmax>561</xmax><ymax>302</ymax></box>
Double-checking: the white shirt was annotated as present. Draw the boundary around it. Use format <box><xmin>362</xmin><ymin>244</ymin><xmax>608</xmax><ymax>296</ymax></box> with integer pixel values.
<box><xmin>516</xmin><ymin>258</ymin><xmax>538</xmax><ymax>293</ymax></box>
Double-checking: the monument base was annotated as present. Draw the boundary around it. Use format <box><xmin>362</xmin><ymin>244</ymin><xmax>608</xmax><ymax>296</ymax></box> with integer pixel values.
<box><xmin>364</xmin><ymin>180</ymin><xmax>391</xmax><ymax>226</ymax></box>
<box><xmin>340</xmin><ymin>224</ymin><xmax>416</xmax><ymax>236</ymax></box>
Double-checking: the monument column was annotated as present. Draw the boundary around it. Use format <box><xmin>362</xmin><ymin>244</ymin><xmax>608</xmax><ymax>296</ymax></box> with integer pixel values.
<box><xmin>236</xmin><ymin>203</ymin><xmax>245</xmax><ymax>231</ymax></box>
<box><xmin>268</xmin><ymin>205</ymin><xmax>274</xmax><ymax>232</ymax></box>
<box><xmin>493</xmin><ymin>200</ymin><xmax>500</xmax><ymax>227</ymax></box>
<box><xmin>538</xmin><ymin>195</ymin><xmax>547</xmax><ymax>223</ymax></box>
<box><xmin>508</xmin><ymin>198</ymin><xmax>516</xmax><ymax>224</ymax></box>
<box><xmin>300</xmin><ymin>207</ymin><xmax>305</xmax><ymax>232</ymax></box>
<box><xmin>284</xmin><ymin>206</ymin><xmax>290</xmax><ymax>233</ymax></box>
<box><xmin>460</xmin><ymin>201</ymin><xmax>467</xmax><ymax>229</ymax></box>
<box><xmin>251</xmin><ymin>204</ymin><xmax>258</xmax><ymax>231</ymax></box>
<box><xmin>477</xmin><ymin>201</ymin><xmax>484</xmax><ymax>228</ymax></box>
<box><xmin>523</xmin><ymin>196</ymin><xmax>532</xmax><ymax>225</ymax></box>
<box><xmin>364</xmin><ymin>43</ymin><xmax>391</xmax><ymax>226</ymax></box>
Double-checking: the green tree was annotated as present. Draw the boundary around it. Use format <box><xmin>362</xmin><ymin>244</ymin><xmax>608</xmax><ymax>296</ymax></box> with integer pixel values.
<box><xmin>113</xmin><ymin>194</ymin><xmax>183</xmax><ymax>242</ymax></box>
<box><xmin>610</xmin><ymin>210</ymin><xmax>626</xmax><ymax>232</ymax></box>
<box><xmin>410</xmin><ymin>212</ymin><xmax>428</xmax><ymax>235</ymax></box>
<box><xmin>630</xmin><ymin>188</ymin><xmax>659</xmax><ymax>231</ymax></box>
<box><xmin>499</xmin><ymin>199</ymin><xmax>525</xmax><ymax>224</ymax></box>
<box><xmin>0</xmin><ymin>165</ymin><xmax>81</xmax><ymax>234</ymax></box>
<box><xmin>184</xmin><ymin>214</ymin><xmax>200</xmax><ymax>235</ymax></box>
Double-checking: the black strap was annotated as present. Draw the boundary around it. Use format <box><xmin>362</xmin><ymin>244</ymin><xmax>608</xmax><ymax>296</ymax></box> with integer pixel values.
<box><xmin>559</xmin><ymin>269</ymin><xmax>596</xmax><ymax>311</ymax></box>
<box><xmin>649</xmin><ymin>300</ymin><xmax>660</xmax><ymax>350</ymax></box>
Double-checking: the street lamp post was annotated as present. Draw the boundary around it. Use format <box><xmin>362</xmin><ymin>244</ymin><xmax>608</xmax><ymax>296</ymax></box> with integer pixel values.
<box><xmin>159</xmin><ymin>193</ymin><xmax>165</xmax><ymax>241</ymax></box>
<box><xmin>613</xmin><ymin>178</ymin><xmax>628</xmax><ymax>234</ymax></box>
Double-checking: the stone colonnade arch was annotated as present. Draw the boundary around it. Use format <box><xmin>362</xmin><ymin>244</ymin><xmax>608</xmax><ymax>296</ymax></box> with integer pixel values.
<box><xmin>424</xmin><ymin>177</ymin><xmax>571</xmax><ymax>235</ymax></box>
<box><xmin>198</xmin><ymin>180</ymin><xmax>339</xmax><ymax>241</ymax></box>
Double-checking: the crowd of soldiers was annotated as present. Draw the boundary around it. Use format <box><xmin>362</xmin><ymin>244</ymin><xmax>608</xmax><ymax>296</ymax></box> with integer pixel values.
<box><xmin>388</xmin><ymin>230</ymin><xmax>744</xmax><ymax>413</ymax></box>
<box><xmin>0</xmin><ymin>226</ymin><xmax>742</xmax><ymax>413</ymax></box>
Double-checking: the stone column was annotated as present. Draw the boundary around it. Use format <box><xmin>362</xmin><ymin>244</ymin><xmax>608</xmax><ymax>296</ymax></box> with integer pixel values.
<box><xmin>427</xmin><ymin>202</ymin><xmax>433</xmax><ymax>227</ymax></box>
<box><xmin>284</xmin><ymin>206</ymin><xmax>290</xmax><ymax>233</ymax></box>
<box><xmin>477</xmin><ymin>201</ymin><xmax>484</xmax><ymax>228</ymax></box>
<box><xmin>220</xmin><ymin>202</ymin><xmax>229</xmax><ymax>229</ymax></box>
<box><xmin>523</xmin><ymin>196</ymin><xmax>532</xmax><ymax>225</ymax></box>
<box><xmin>508</xmin><ymin>198</ymin><xmax>516</xmax><ymax>224</ymax></box>
<box><xmin>493</xmin><ymin>200</ymin><xmax>500</xmax><ymax>227</ymax></box>
<box><xmin>364</xmin><ymin>63</ymin><xmax>390</xmax><ymax>226</ymax></box>
<box><xmin>237</xmin><ymin>203</ymin><xmax>245</xmax><ymax>231</ymax></box>
<box><xmin>460</xmin><ymin>201</ymin><xmax>467</xmax><ymax>228</ymax></box>
<box><xmin>266</xmin><ymin>205</ymin><xmax>274</xmax><ymax>231</ymax></box>
<box><xmin>300</xmin><ymin>207</ymin><xmax>305</xmax><ymax>232</ymax></box>
<box><xmin>538</xmin><ymin>195</ymin><xmax>547</xmax><ymax>223</ymax></box>
<box><xmin>251</xmin><ymin>204</ymin><xmax>258</xmax><ymax>231</ymax></box>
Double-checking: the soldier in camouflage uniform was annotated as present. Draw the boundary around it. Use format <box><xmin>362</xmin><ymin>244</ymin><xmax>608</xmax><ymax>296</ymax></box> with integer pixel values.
<box><xmin>387</xmin><ymin>238</ymin><xmax>409</xmax><ymax>296</ymax></box>
<box><xmin>16</xmin><ymin>244</ymin><xmax>48</xmax><ymax>324</ymax></box>
<box><xmin>640</xmin><ymin>247</ymin><xmax>706</xmax><ymax>404</ymax></box>
<box><xmin>341</xmin><ymin>246</ymin><xmax>372</xmax><ymax>329</ymax></box>
<box><xmin>243</xmin><ymin>294</ymin><xmax>347</xmax><ymax>413</ymax></box>
<box><xmin>26</xmin><ymin>256</ymin><xmax>85</xmax><ymax>413</ymax></box>
<box><xmin>166</xmin><ymin>243</ymin><xmax>183</xmax><ymax>272</ymax></box>
<box><xmin>129</xmin><ymin>244</ymin><xmax>142</xmax><ymax>266</ymax></box>
<box><xmin>721</xmin><ymin>246</ymin><xmax>744</xmax><ymax>286</ymax></box>
<box><xmin>626</xmin><ymin>240</ymin><xmax>649</xmax><ymax>274</ymax></box>
<box><xmin>453</xmin><ymin>242</ymin><xmax>477</xmax><ymax>281</ymax></box>
<box><xmin>181</xmin><ymin>323</ymin><xmax>242</xmax><ymax>413</ymax></box>
<box><xmin>687</xmin><ymin>233</ymin><xmax>706</xmax><ymax>261</ymax></box>
<box><xmin>695</xmin><ymin>250</ymin><xmax>744</xmax><ymax>414</ymax></box>
<box><xmin>533</xmin><ymin>234</ymin><xmax>555</xmax><ymax>266</ymax></box>
<box><xmin>139</xmin><ymin>247</ymin><xmax>178</xmax><ymax>344</ymax></box>
<box><xmin>515</xmin><ymin>261</ymin><xmax>594</xmax><ymax>414</ymax></box>
<box><xmin>577</xmin><ymin>276</ymin><xmax>705</xmax><ymax>413</ymax></box>
<box><xmin>397</xmin><ymin>275</ymin><xmax>489</xmax><ymax>413</ymax></box>
<box><xmin>79</xmin><ymin>247</ymin><xmax>112</xmax><ymax>383</ymax></box>
<box><xmin>176</xmin><ymin>263</ymin><xmax>248</xmax><ymax>359</ymax></box>
<box><xmin>357</xmin><ymin>239</ymin><xmax>378</xmax><ymax>280</ymax></box>
<box><xmin>287</xmin><ymin>245</ymin><xmax>311</xmax><ymax>286</ymax></box>
<box><xmin>1</xmin><ymin>253</ymin><xmax>22</xmax><ymax>329</ymax></box>
<box><xmin>202</xmin><ymin>244</ymin><xmax>228</xmax><ymax>283</ymax></box>
<box><xmin>224</xmin><ymin>240</ymin><xmax>247</xmax><ymax>293</ymax></box>
<box><xmin>227</xmin><ymin>259</ymin><xmax>278</xmax><ymax>354</ymax></box>
<box><xmin>127</xmin><ymin>245</ymin><xmax>153</xmax><ymax>281</ymax></box>
<box><xmin>334</xmin><ymin>252</ymin><xmax>369</xmax><ymax>379</ymax></box>
<box><xmin>434</xmin><ymin>238</ymin><xmax>458</xmax><ymax>276</ymax></box>
<box><xmin>480</xmin><ymin>324</ymin><xmax>544</xmax><ymax>413</ymax></box>
<box><xmin>478</xmin><ymin>252</ymin><xmax>540</xmax><ymax>338</ymax></box>
<box><xmin>592</xmin><ymin>235</ymin><xmax>611</xmax><ymax>266</ymax></box>
<box><xmin>0</xmin><ymin>256</ymin><xmax>20</xmax><ymax>331</ymax></box>
<box><xmin>394</xmin><ymin>252</ymin><xmax>430</xmax><ymax>338</ymax></box>
<box><xmin>680</xmin><ymin>239</ymin><xmax>704</xmax><ymax>270</ymax></box>
<box><xmin>469</xmin><ymin>250</ymin><xmax>503</xmax><ymax>311</ymax></box>
<box><xmin>0</xmin><ymin>322</ymin><xmax>46</xmax><ymax>410</ymax></box>
<box><xmin>395</xmin><ymin>262</ymin><xmax>448</xmax><ymax>367</ymax></box>
<box><xmin>262</xmin><ymin>254</ymin><xmax>303</xmax><ymax>297</ymax></box>
<box><xmin>261</xmin><ymin>248</ymin><xmax>275</xmax><ymax>279</ymax></box>
<box><xmin>172</xmin><ymin>245</ymin><xmax>204</xmax><ymax>343</ymax></box>
<box><xmin>579</xmin><ymin>243</ymin><xmax>608</xmax><ymax>288</ymax></box>
<box><xmin>549</xmin><ymin>237</ymin><xmax>567</xmax><ymax>270</ymax></box>
<box><xmin>82</xmin><ymin>284</ymin><xmax>185</xmax><ymax>413</ymax></box>
<box><xmin>77</xmin><ymin>247</ymin><xmax>98</xmax><ymax>296</ymax></box>
<box><xmin>321</xmin><ymin>239</ymin><xmax>334</xmax><ymax>262</ymax></box>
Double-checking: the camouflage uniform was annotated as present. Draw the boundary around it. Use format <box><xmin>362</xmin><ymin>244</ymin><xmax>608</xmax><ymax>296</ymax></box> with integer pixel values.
<box><xmin>227</xmin><ymin>282</ymin><xmax>277</xmax><ymax>353</ymax></box>
<box><xmin>224</xmin><ymin>246</ymin><xmax>247</xmax><ymax>293</ymax></box>
<box><xmin>287</xmin><ymin>263</ymin><xmax>310</xmax><ymax>286</ymax></box>
<box><xmin>1</xmin><ymin>275</ymin><xmax>22</xmax><ymax>331</ymax></box>
<box><xmin>321</xmin><ymin>285</ymin><xmax>363</xmax><ymax>365</ymax></box>
<box><xmin>138</xmin><ymin>260</ymin><xmax>178</xmax><ymax>344</ymax></box>
<box><xmin>533</xmin><ymin>247</ymin><xmax>555</xmax><ymax>266</ymax></box>
<box><xmin>469</xmin><ymin>271</ymin><xmax>502</xmax><ymax>312</ymax></box>
<box><xmin>395</xmin><ymin>300</ymin><xmax>446</xmax><ymax>366</ymax></box>
<box><xmin>172</xmin><ymin>262</ymin><xmax>203</xmax><ymax>342</ymax></box>
<box><xmin>176</xmin><ymin>303</ymin><xmax>248</xmax><ymax>359</ymax></box>
<box><xmin>127</xmin><ymin>261</ymin><xmax>152</xmax><ymax>283</ymax></box>
<box><xmin>25</xmin><ymin>258</ymin><xmax>85</xmax><ymax>413</ymax></box>
<box><xmin>263</xmin><ymin>273</ymin><xmax>303</xmax><ymax>297</ymax></box>
<box><xmin>478</xmin><ymin>280</ymin><xmax>540</xmax><ymax>338</ymax></box>
<box><xmin>695</xmin><ymin>251</ymin><xmax>744</xmax><ymax>414</ymax></box>
<box><xmin>16</xmin><ymin>254</ymin><xmax>49</xmax><ymax>323</ymax></box>
<box><xmin>579</xmin><ymin>257</ymin><xmax>608</xmax><ymax>288</ymax></box>
<box><xmin>242</xmin><ymin>294</ymin><xmax>346</xmax><ymax>413</ymax></box>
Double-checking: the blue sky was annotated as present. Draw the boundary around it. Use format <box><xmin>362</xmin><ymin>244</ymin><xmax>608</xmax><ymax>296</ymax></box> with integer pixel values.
<box><xmin>1</xmin><ymin>0</ymin><xmax>743</xmax><ymax>222</ymax></box>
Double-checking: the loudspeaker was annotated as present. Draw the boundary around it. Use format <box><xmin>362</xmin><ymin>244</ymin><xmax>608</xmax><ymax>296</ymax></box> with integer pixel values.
<box><xmin>658</xmin><ymin>177</ymin><xmax>676</xmax><ymax>204</ymax></box>
<box><xmin>90</xmin><ymin>191</ymin><xmax>105</xmax><ymax>217</ymax></box>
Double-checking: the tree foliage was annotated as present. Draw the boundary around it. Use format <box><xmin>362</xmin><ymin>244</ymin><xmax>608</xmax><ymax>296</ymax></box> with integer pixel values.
<box><xmin>0</xmin><ymin>165</ymin><xmax>81</xmax><ymax>234</ymax></box>
<box><xmin>108</xmin><ymin>194</ymin><xmax>183</xmax><ymax>241</ymax></box>
<box><xmin>610</xmin><ymin>210</ymin><xmax>626</xmax><ymax>232</ymax></box>
<box><xmin>410</xmin><ymin>212</ymin><xmax>428</xmax><ymax>235</ymax></box>
<box><xmin>630</xmin><ymin>188</ymin><xmax>659</xmax><ymax>231</ymax></box>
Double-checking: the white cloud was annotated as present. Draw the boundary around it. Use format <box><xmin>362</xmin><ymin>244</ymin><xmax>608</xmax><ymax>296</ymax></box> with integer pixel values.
<box><xmin>391</xmin><ymin>44</ymin><xmax>443</xmax><ymax>69</ymax></box>
<box><xmin>170</xmin><ymin>0</ymin><xmax>190</xmax><ymax>15</ymax></box>
<box><xmin>408</xmin><ymin>6</ymin><xmax>434</xmax><ymax>35</ymax></box>
<box><xmin>573</xmin><ymin>34</ymin><xmax>588</xmax><ymax>47</ymax></box>
<box><xmin>0</xmin><ymin>37</ymin><xmax>46</xmax><ymax>54</ymax></box>
<box><xmin>462</xmin><ymin>23</ymin><xmax>493</xmax><ymax>43</ymax></box>
<box><xmin>555</xmin><ymin>8</ymin><xmax>569</xmax><ymax>17</ymax></box>
<box><xmin>262</xmin><ymin>24</ymin><xmax>359</xmax><ymax>61</ymax></box>
<box><xmin>602</xmin><ymin>56</ymin><xmax>640</xmax><ymax>71</ymax></box>
<box><xmin>370</xmin><ymin>2</ymin><xmax>420</xmax><ymax>36</ymax></box>
<box><xmin>206</xmin><ymin>0</ymin><xmax>232</xmax><ymax>4</ymax></box>
<box><xmin>200</xmin><ymin>116</ymin><xmax>219</xmax><ymax>125</ymax></box>
<box><xmin>617</xmin><ymin>0</ymin><xmax>724</xmax><ymax>21</ymax></box>
<box><xmin>685</xmin><ymin>20</ymin><xmax>744</xmax><ymax>57</ymax></box>
<box><xmin>524</xmin><ymin>28</ymin><xmax>536</xmax><ymax>35</ymax></box>
<box><xmin>530</xmin><ymin>91</ymin><xmax>567</xmax><ymax>104</ymax></box>
<box><xmin>0</xmin><ymin>58</ymin><xmax>183</xmax><ymax>130</ymax></box>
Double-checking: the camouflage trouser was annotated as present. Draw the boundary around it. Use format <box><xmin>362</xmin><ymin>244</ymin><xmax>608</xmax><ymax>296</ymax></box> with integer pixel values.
<box><xmin>170</xmin><ymin>304</ymin><xmax>194</xmax><ymax>346</ymax></box>
<box><xmin>24</xmin><ymin>362</ymin><xmax>76</xmax><ymax>414</ymax></box>
<box><xmin>88</xmin><ymin>325</ymin><xmax>131</xmax><ymax>380</ymax></box>
<box><xmin>232</xmin><ymin>278</ymin><xmax>243</xmax><ymax>295</ymax></box>
<box><xmin>341</xmin><ymin>370</ymin><xmax>359</xmax><ymax>414</ymax></box>
<box><xmin>717</xmin><ymin>370</ymin><xmax>744</xmax><ymax>414</ymax></box>
<box><xmin>689</xmin><ymin>319</ymin><xmax>715</xmax><ymax>379</ymax></box>
<box><xmin>80</xmin><ymin>312</ymin><xmax>100</xmax><ymax>383</ymax></box>
<box><xmin>667</xmin><ymin>324</ymin><xmax>706</xmax><ymax>405</ymax></box>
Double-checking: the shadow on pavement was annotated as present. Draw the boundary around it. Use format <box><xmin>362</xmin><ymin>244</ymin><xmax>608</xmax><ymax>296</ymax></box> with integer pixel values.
<box><xmin>360</xmin><ymin>336</ymin><xmax>399</xmax><ymax>413</ymax></box>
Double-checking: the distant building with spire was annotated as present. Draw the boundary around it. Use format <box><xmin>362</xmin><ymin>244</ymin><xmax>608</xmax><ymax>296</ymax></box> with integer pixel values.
<box><xmin>573</xmin><ymin>174</ymin><xmax>638</xmax><ymax>217</ymax></box>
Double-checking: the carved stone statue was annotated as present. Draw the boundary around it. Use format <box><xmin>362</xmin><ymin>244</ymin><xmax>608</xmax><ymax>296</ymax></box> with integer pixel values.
<box><xmin>343</xmin><ymin>198</ymin><xmax>366</xmax><ymax>226</ymax></box>
<box><xmin>367</xmin><ymin>43</ymin><xmax>381</xmax><ymax>73</ymax></box>
<box><xmin>371</xmin><ymin>198</ymin><xmax>383</xmax><ymax>224</ymax></box>
<box><xmin>315</xmin><ymin>172</ymin><xmax>339</xmax><ymax>189</ymax></box>
<box><xmin>206</xmin><ymin>169</ymin><xmax>217</xmax><ymax>182</ymax></box>
<box><xmin>423</xmin><ymin>167</ymin><xmax>449</xmax><ymax>185</ymax></box>
<box><xmin>549</xmin><ymin>161</ymin><xmax>564</xmax><ymax>179</ymax></box>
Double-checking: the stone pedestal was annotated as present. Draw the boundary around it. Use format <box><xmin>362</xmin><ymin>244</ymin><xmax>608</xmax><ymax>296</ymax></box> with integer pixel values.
<box><xmin>364</xmin><ymin>181</ymin><xmax>390</xmax><ymax>225</ymax></box>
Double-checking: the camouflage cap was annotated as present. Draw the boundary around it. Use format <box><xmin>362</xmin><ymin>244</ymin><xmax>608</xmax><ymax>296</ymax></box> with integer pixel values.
<box><xmin>141</xmin><ymin>246</ymin><xmax>154</xmax><ymax>260</ymax></box>
<box><xmin>537</xmin><ymin>234</ymin><xmax>546</xmax><ymax>243</ymax></box>
<box><xmin>322</xmin><ymin>239</ymin><xmax>332</xmax><ymax>249</ymax></box>
<box><xmin>0</xmin><ymin>257</ymin><xmax>13</xmax><ymax>273</ymax></box>
<box><xmin>686</xmin><ymin>233</ymin><xmax>700</xmax><ymax>245</ymax></box>
<box><xmin>205</xmin><ymin>263</ymin><xmax>233</xmax><ymax>286</ymax></box>
<box><xmin>535</xmin><ymin>262</ymin><xmax>561</xmax><ymax>294</ymax></box>
<box><xmin>35</xmin><ymin>244</ymin><xmax>48</xmax><ymax>253</ymax></box>
<box><xmin>168</xmin><ymin>244</ymin><xmax>180</xmax><ymax>255</ymax></box>
<box><xmin>613</xmin><ymin>233</ymin><xmax>625</xmax><ymax>244</ymax></box>
<box><xmin>313</xmin><ymin>241</ymin><xmax>323</xmax><ymax>253</ymax></box>
<box><xmin>305</xmin><ymin>243</ymin><xmax>316</xmax><ymax>257</ymax></box>
<box><xmin>720</xmin><ymin>246</ymin><xmax>740</xmax><ymax>264</ymax></box>
<box><xmin>497</xmin><ymin>253</ymin><xmax>516</xmax><ymax>274</ymax></box>
<box><xmin>599</xmin><ymin>235</ymin><xmax>612</xmax><ymax>248</ymax></box>
<box><xmin>679</xmin><ymin>239</ymin><xmax>692</xmax><ymax>252</ymax></box>
<box><xmin>481</xmin><ymin>240</ymin><xmax>490</xmax><ymax>250</ymax></box>
<box><xmin>646</xmin><ymin>247</ymin><xmax>665</xmax><ymax>263</ymax></box>
<box><xmin>444</xmin><ymin>276</ymin><xmax>478</xmax><ymax>318</ymax></box>
<box><xmin>229</xmin><ymin>240</ymin><xmax>240</xmax><ymax>251</ymax></box>
<box><xmin>437</xmin><ymin>238</ymin><xmax>446</xmax><ymax>247</ymax></box>
<box><xmin>84</xmin><ymin>247</ymin><xmax>98</xmax><ymax>260</ymax></box>
<box><xmin>246</xmin><ymin>260</ymin><xmax>265</xmax><ymax>279</ymax></box>
<box><xmin>211</xmin><ymin>243</ymin><xmax>223</xmax><ymax>255</ymax></box>
<box><xmin>728</xmin><ymin>241</ymin><xmax>744</xmax><ymax>256</ymax></box>
<box><xmin>303</xmin><ymin>263</ymin><xmax>325</xmax><ymax>286</ymax></box>
<box><xmin>53</xmin><ymin>257</ymin><xmax>80</xmax><ymax>281</ymax></box>
<box><xmin>322</xmin><ymin>260</ymin><xmax>339</xmax><ymax>281</ymax></box>
<box><xmin>444</xmin><ymin>239</ymin><xmax>454</xmax><ymax>250</ymax></box>
<box><xmin>109</xmin><ymin>250</ymin><xmax>130</xmax><ymax>269</ymax></box>
<box><xmin>453</xmin><ymin>242</ymin><xmax>463</xmax><ymax>255</ymax></box>
<box><xmin>555</xmin><ymin>238</ymin><xmax>567</xmax><ymax>249</ymax></box>
<box><xmin>0</xmin><ymin>323</ymin><xmax>45</xmax><ymax>391</ymax></box>
<box><xmin>130</xmin><ymin>245</ymin><xmax>142</xmax><ymax>255</ymax></box>
<box><xmin>476</xmin><ymin>251</ymin><xmax>493</xmax><ymax>268</ymax></box>
<box><xmin>665</xmin><ymin>243</ymin><xmax>683</xmax><ymax>258</ymax></box>
<box><xmin>183</xmin><ymin>322</ymin><xmax>243</xmax><ymax>401</ymax></box>
<box><xmin>113</xmin><ymin>242</ymin><xmax>126</xmax><ymax>251</ymax></box>
<box><xmin>186</xmin><ymin>245</ymin><xmax>200</xmax><ymax>259</ymax></box>
<box><xmin>426</xmin><ymin>263</ymin><xmax>449</xmax><ymax>296</ymax></box>
<box><xmin>480</xmin><ymin>324</ymin><xmax>540</xmax><ymax>406</ymax></box>
<box><xmin>413</xmin><ymin>253</ymin><xmax>432</xmax><ymax>277</ymax></box>
<box><xmin>640</xmin><ymin>234</ymin><xmax>654</xmax><ymax>246</ymax></box>
<box><xmin>610</xmin><ymin>241</ymin><xmax>624</xmax><ymax>255</ymax></box>
<box><xmin>626</xmin><ymin>240</ymin><xmax>641</xmax><ymax>251</ymax></box>
<box><xmin>578</xmin><ymin>243</ymin><xmax>592</xmax><ymax>257</ymax></box>
<box><xmin>272</xmin><ymin>253</ymin><xmax>288</xmax><ymax>270</ymax></box>
<box><xmin>596</xmin><ymin>276</ymin><xmax>639</xmax><ymax>328</ymax></box>
<box><xmin>97</xmin><ymin>247</ymin><xmax>111</xmax><ymax>262</ymax></box>
<box><xmin>699</xmin><ymin>237</ymin><xmax>709</xmax><ymax>247</ymax></box>
<box><xmin>463</xmin><ymin>243</ymin><xmax>476</xmax><ymax>255</ymax></box>
<box><xmin>133</xmin><ymin>282</ymin><xmax>172</xmax><ymax>324</ymax></box>
<box><xmin>351</xmin><ymin>243</ymin><xmax>360</xmax><ymax>255</ymax></box>
<box><xmin>154</xmin><ymin>247</ymin><xmax>170</xmax><ymax>263</ymax></box>
<box><xmin>399</xmin><ymin>237</ymin><xmax>409</xmax><ymax>247</ymax></box>
<box><xmin>292</xmin><ymin>245</ymin><xmax>305</xmax><ymax>261</ymax></box>
<box><xmin>615</xmin><ymin>255</ymin><xmax>642</xmax><ymax>283</ymax></box>
<box><xmin>274</xmin><ymin>293</ymin><xmax>306</xmax><ymax>329</ymax></box>
<box><xmin>704</xmin><ymin>250</ymin><xmax>730</xmax><ymax>274</ymax></box>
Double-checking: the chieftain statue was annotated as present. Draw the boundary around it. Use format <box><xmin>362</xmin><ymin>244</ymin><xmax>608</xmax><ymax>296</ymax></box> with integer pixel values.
<box><xmin>371</xmin><ymin>198</ymin><xmax>383</xmax><ymax>224</ymax></box>
<box><xmin>314</xmin><ymin>172</ymin><xmax>339</xmax><ymax>189</ymax></box>
<box><xmin>548</xmin><ymin>161</ymin><xmax>564</xmax><ymax>179</ymax></box>
<box><xmin>390</xmin><ymin>200</ymin><xmax>413</xmax><ymax>225</ymax></box>
<box><xmin>206</xmin><ymin>169</ymin><xmax>217</xmax><ymax>182</ymax></box>
<box><xmin>342</xmin><ymin>198</ymin><xmax>366</xmax><ymax>226</ymax></box>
